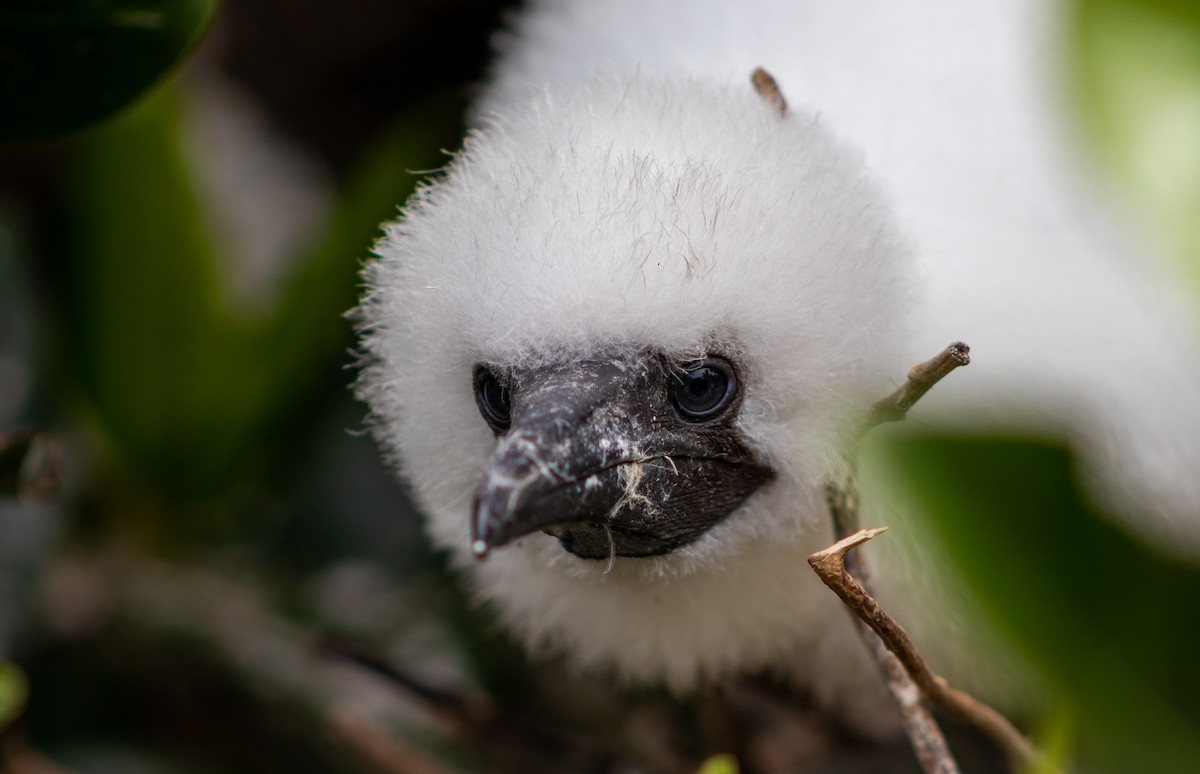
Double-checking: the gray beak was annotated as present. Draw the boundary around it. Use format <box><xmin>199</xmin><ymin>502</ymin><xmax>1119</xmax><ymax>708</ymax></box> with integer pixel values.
<box><xmin>470</xmin><ymin>354</ymin><xmax>773</xmax><ymax>560</ymax></box>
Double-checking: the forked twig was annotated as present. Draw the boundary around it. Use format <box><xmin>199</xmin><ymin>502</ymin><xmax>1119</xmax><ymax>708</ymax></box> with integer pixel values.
<box><xmin>815</xmin><ymin>341</ymin><xmax>1052</xmax><ymax>774</ymax></box>
<box><xmin>824</xmin><ymin>489</ymin><xmax>959</xmax><ymax>774</ymax></box>
<box><xmin>810</xmin><ymin>530</ymin><xmax>1044</xmax><ymax>770</ymax></box>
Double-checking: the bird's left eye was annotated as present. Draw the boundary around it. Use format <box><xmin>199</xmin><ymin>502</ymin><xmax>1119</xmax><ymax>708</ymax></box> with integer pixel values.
<box><xmin>671</xmin><ymin>357</ymin><xmax>737</xmax><ymax>422</ymax></box>
<box><xmin>474</xmin><ymin>367</ymin><xmax>512</xmax><ymax>433</ymax></box>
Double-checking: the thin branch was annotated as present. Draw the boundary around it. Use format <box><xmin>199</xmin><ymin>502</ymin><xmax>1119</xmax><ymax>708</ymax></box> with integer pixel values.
<box><xmin>319</xmin><ymin>638</ymin><xmax>497</xmax><ymax>731</ymax></box>
<box><xmin>815</xmin><ymin>340</ymin><xmax>1055</xmax><ymax>773</ymax></box>
<box><xmin>321</xmin><ymin>638</ymin><xmax>616</xmax><ymax>772</ymax></box>
<box><xmin>810</xmin><ymin>530</ymin><xmax>1044</xmax><ymax>770</ymax></box>
<box><xmin>814</xmin><ymin>342</ymin><xmax>974</xmax><ymax>774</ymax></box>
<box><xmin>867</xmin><ymin>634</ymin><xmax>960</xmax><ymax>774</ymax></box>
<box><xmin>863</xmin><ymin>342</ymin><xmax>970</xmax><ymax>434</ymax></box>
<box><xmin>329</xmin><ymin>706</ymin><xmax>455</xmax><ymax>774</ymax></box>
<box><xmin>819</xmin><ymin>502</ymin><xmax>960</xmax><ymax>774</ymax></box>
<box><xmin>826</xmin><ymin>490</ymin><xmax>957</xmax><ymax>773</ymax></box>
<box><xmin>750</xmin><ymin>68</ymin><xmax>788</xmax><ymax>117</ymax></box>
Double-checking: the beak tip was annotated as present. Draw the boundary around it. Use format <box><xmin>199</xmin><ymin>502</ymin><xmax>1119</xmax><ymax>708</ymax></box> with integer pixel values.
<box><xmin>471</xmin><ymin>539</ymin><xmax>491</xmax><ymax>559</ymax></box>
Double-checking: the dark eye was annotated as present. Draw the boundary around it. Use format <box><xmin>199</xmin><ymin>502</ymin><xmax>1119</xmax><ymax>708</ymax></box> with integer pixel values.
<box><xmin>670</xmin><ymin>357</ymin><xmax>737</xmax><ymax>422</ymax></box>
<box><xmin>474</xmin><ymin>367</ymin><xmax>512</xmax><ymax>433</ymax></box>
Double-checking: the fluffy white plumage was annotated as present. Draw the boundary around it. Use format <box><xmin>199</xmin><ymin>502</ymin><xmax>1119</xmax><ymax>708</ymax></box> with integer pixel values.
<box><xmin>356</xmin><ymin>0</ymin><xmax>1200</xmax><ymax>728</ymax></box>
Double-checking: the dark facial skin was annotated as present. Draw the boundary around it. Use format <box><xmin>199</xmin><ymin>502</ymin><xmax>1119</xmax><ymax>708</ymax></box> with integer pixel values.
<box><xmin>470</xmin><ymin>350</ymin><xmax>775</xmax><ymax>560</ymax></box>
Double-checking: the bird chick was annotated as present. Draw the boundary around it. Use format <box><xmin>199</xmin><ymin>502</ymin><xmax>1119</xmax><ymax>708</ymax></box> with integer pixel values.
<box><xmin>358</xmin><ymin>73</ymin><xmax>911</xmax><ymax>717</ymax></box>
<box><xmin>356</xmin><ymin>0</ymin><xmax>1200</xmax><ymax>731</ymax></box>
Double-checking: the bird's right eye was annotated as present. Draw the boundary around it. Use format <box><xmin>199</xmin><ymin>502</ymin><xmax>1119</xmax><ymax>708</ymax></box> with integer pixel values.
<box><xmin>474</xmin><ymin>367</ymin><xmax>512</xmax><ymax>433</ymax></box>
<box><xmin>670</xmin><ymin>357</ymin><xmax>737</xmax><ymax>422</ymax></box>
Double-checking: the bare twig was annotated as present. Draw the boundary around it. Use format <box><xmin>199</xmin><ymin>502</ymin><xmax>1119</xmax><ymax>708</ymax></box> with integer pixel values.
<box><xmin>818</xmin><ymin>507</ymin><xmax>960</xmax><ymax>774</ymax></box>
<box><xmin>868</xmin><ymin>636</ymin><xmax>960</xmax><ymax>774</ymax></box>
<box><xmin>751</xmin><ymin>68</ymin><xmax>788</xmax><ymax>117</ymax></box>
<box><xmin>811</xmin><ymin>530</ymin><xmax>1043</xmax><ymax>770</ymax></box>
<box><xmin>329</xmin><ymin>706</ymin><xmax>454</xmax><ymax>774</ymax></box>
<box><xmin>319</xmin><ymin>638</ymin><xmax>497</xmax><ymax>731</ymax></box>
<box><xmin>814</xmin><ymin>342</ymin><xmax>974</xmax><ymax>773</ymax></box>
<box><xmin>862</xmin><ymin>342</ymin><xmax>970</xmax><ymax>434</ymax></box>
<box><xmin>321</xmin><ymin>638</ymin><xmax>615</xmax><ymax>772</ymax></box>
<box><xmin>815</xmin><ymin>340</ymin><xmax>1053</xmax><ymax>773</ymax></box>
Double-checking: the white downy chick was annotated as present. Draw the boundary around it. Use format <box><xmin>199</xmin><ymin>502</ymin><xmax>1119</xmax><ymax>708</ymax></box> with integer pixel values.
<box><xmin>356</xmin><ymin>0</ymin><xmax>1200</xmax><ymax>730</ymax></box>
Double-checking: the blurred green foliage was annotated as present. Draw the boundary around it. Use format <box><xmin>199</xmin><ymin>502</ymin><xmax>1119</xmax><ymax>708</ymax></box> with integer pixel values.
<box><xmin>887</xmin><ymin>434</ymin><xmax>1200</xmax><ymax>773</ymax></box>
<box><xmin>1026</xmin><ymin>710</ymin><xmax>1074</xmax><ymax>774</ymax></box>
<box><xmin>1069</xmin><ymin>0</ymin><xmax>1200</xmax><ymax>297</ymax></box>
<box><xmin>63</xmin><ymin>79</ymin><xmax>457</xmax><ymax>513</ymax></box>
<box><xmin>879</xmin><ymin>5</ymin><xmax>1200</xmax><ymax>770</ymax></box>
<box><xmin>0</xmin><ymin>0</ymin><xmax>507</xmax><ymax>767</ymax></box>
<box><xmin>0</xmin><ymin>0</ymin><xmax>218</xmax><ymax>143</ymax></box>
<box><xmin>0</xmin><ymin>662</ymin><xmax>29</xmax><ymax>731</ymax></box>
<box><xmin>695</xmin><ymin>754</ymin><xmax>739</xmax><ymax>774</ymax></box>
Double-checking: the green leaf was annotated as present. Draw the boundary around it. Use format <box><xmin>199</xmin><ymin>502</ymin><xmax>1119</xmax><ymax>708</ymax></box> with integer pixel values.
<box><xmin>1023</xmin><ymin>708</ymin><xmax>1074</xmax><ymax>774</ymax></box>
<box><xmin>65</xmin><ymin>81</ymin><xmax>464</xmax><ymax>507</ymax></box>
<box><xmin>0</xmin><ymin>0</ymin><xmax>218</xmax><ymax>143</ymax></box>
<box><xmin>1069</xmin><ymin>0</ymin><xmax>1200</xmax><ymax>299</ymax></box>
<box><xmin>246</xmin><ymin>96</ymin><xmax>466</xmax><ymax>444</ymax></box>
<box><xmin>886</xmin><ymin>433</ymin><xmax>1200</xmax><ymax>773</ymax></box>
<box><xmin>695</xmin><ymin>754</ymin><xmax>738</xmax><ymax>774</ymax></box>
<box><xmin>67</xmin><ymin>82</ymin><xmax>230</xmax><ymax>498</ymax></box>
<box><xmin>0</xmin><ymin>662</ymin><xmax>29</xmax><ymax>730</ymax></box>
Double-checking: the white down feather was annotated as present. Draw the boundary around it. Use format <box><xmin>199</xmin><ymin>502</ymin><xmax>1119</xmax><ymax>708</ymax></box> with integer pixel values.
<box><xmin>356</xmin><ymin>0</ymin><xmax>1200</xmax><ymax>727</ymax></box>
